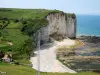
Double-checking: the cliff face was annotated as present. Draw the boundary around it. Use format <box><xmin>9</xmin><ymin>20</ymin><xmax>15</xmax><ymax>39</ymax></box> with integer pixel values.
<box><xmin>47</xmin><ymin>13</ymin><xmax>68</xmax><ymax>38</ymax></box>
<box><xmin>39</xmin><ymin>12</ymin><xmax>76</xmax><ymax>43</ymax></box>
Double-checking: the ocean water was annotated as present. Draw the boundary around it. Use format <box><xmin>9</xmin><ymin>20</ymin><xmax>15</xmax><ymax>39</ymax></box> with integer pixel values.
<box><xmin>76</xmin><ymin>15</ymin><xmax>100</xmax><ymax>36</ymax></box>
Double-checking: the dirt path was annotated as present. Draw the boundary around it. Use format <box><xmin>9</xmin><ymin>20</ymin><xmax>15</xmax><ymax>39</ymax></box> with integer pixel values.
<box><xmin>30</xmin><ymin>39</ymin><xmax>76</xmax><ymax>73</ymax></box>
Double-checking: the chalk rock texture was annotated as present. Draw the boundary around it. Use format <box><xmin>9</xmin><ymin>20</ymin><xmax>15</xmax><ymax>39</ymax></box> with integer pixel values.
<box><xmin>39</xmin><ymin>12</ymin><xmax>76</xmax><ymax>43</ymax></box>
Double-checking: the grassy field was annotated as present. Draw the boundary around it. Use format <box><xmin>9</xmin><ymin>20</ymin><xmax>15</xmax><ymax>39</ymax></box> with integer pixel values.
<box><xmin>0</xmin><ymin>29</ymin><xmax>30</xmax><ymax>63</ymax></box>
<box><xmin>0</xmin><ymin>8</ymin><xmax>60</xmax><ymax>19</ymax></box>
<box><xmin>0</xmin><ymin>62</ymin><xmax>99</xmax><ymax>75</ymax></box>
<box><xmin>1</xmin><ymin>29</ymin><xmax>29</xmax><ymax>51</ymax></box>
<box><xmin>0</xmin><ymin>41</ymin><xmax>8</xmax><ymax>47</ymax></box>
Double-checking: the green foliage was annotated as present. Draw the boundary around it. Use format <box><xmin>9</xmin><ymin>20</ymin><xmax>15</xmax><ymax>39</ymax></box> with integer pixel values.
<box><xmin>65</xmin><ymin>13</ymin><xmax>76</xmax><ymax>19</ymax></box>
<box><xmin>0</xmin><ymin>32</ymin><xmax>1</xmax><ymax>37</ymax></box>
<box><xmin>0</xmin><ymin>8</ymin><xmax>60</xmax><ymax>19</ymax></box>
<box><xmin>0</xmin><ymin>29</ymin><xmax>29</xmax><ymax>51</ymax></box>
<box><xmin>0</xmin><ymin>19</ymin><xmax>10</xmax><ymax>29</ymax></box>
<box><xmin>0</xmin><ymin>29</ymin><xmax>32</xmax><ymax>63</ymax></box>
<box><xmin>20</xmin><ymin>38</ymin><xmax>35</xmax><ymax>55</ymax></box>
<box><xmin>0</xmin><ymin>8</ymin><xmax>12</xmax><ymax>12</ymax></box>
<box><xmin>0</xmin><ymin>29</ymin><xmax>29</xmax><ymax>62</ymax></box>
<box><xmin>0</xmin><ymin>8</ymin><xmax>76</xmax><ymax>63</ymax></box>
<box><xmin>0</xmin><ymin>41</ymin><xmax>9</xmax><ymax>47</ymax></box>
<box><xmin>13</xmin><ymin>19</ymin><xmax>19</xmax><ymax>23</ymax></box>
<box><xmin>21</xmin><ymin>18</ymin><xmax>48</xmax><ymax>36</ymax></box>
<box><xmin>6</xmin><ymin>21</ymin><xmax>21</xmax><ymax>28</ymax></box>
<box><xmin>0</xmin><ymin>51</ymin><xmax>4</xmax><ymax>59</ymax></box>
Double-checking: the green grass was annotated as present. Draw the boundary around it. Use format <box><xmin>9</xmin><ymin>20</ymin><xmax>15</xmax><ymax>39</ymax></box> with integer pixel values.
<box><xmin>0</xmin><ymin>42</ymin><xmax>8</xmax><ymax>47</ymax></box>
<box><xmin>0</xmin><ymin>37</ymin><xmax>9</xmax><ymax>47</ymax></box>
<box><xmin>1</xmin><ymin>29</ymin><xmax>29</xmax><ymax>51</ymax></box>
<box><xmin>6</xmin><ymin>21</ymin><xmax>22</xmax><ymax>28</ymax></box>
<box><xmin>0</xmin><ymin>8</ymin><xmax>60</xmax><ymax>19</ymax></box>
<box><xmin>0</xmin><ymin>62</ymin><xmax>99</xmax><ymax>75</ymax></box>
<box><xmin>0</xmin><ymin>29</ymin><xmax>30</xmax><ymax>63</ymax></box>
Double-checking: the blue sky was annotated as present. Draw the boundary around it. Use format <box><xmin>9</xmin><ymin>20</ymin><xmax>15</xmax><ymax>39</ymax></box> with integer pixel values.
<box><xmin>0</xmin><ymin>0</ymin><xmax>100</xmax><ymax>15</ymax></box>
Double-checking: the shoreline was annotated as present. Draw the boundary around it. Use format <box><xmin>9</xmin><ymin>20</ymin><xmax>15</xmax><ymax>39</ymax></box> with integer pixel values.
<box><xmin>76</xmin><ymin>34</ymin><xmax>100</xmax><ymax>38</ymax></box>
<box><xmin>30</xmin><ymin>39</ymin><xmax>76</xmax><ymax>73</ymax></box>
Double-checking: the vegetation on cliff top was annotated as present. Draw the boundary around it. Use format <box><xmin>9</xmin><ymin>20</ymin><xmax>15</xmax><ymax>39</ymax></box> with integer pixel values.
<box><xmin>0</xmin><ymin>8</ymin><xmax>76</xmax><ymax>63</ymax></box>
<box><xmin>0</xmin><ymin>8</ymin><xmax>60</xmax><ymax>19</ymax></box>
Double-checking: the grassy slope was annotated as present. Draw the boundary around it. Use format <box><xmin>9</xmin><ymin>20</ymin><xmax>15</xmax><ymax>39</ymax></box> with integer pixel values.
<box><xmin>0</xmin><ymin>63</ymin><xmax>99</xmax><ymax>75</ymax></box>
<box><xmin>1</xmin><ymin>29</ymin><xmax>29</xmax><ymax>50</ymax></box>
<box><xmin>0</xmin><ymin>29</ymin><xmax>29</xmax><ymax>63</ymax></box>
<box><xmin>0</xmin><ymin>8</ymin><xmax>59</xmax><ymax>63</ymax></box>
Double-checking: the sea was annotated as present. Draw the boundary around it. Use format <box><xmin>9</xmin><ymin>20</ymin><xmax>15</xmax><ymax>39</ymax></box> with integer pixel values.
<box><xmin>76</xmin><ymin>15</ymin><xmax>100</xmax><ymax>36</ymax></box>
<box><xmin>74</xmin><ymin>15</ymin><xmax>100</xmax><ymax>69</ymax></box>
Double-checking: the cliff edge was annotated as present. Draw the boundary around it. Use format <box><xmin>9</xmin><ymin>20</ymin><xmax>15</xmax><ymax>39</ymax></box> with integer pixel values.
<box><xmin>39</xmin><ymin>12</ymin><xmax>76</xmax><ymax>43</ymax></box>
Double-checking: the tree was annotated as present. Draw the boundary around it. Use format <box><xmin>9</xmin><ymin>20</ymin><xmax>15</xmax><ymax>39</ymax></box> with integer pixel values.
<box><xmin>20</xmin><ymin>38</ymin><xmax>35</xmax><ymax>56</ymax></box>
<box><xmin>21</xmin><ymin>18</ymin><xmax>48</xmax><ymax>36</ymax></box>
<box><xmin>0</xmin><ymin>51</ymin><xmax>4</xmax><ymax>59</ymax></box>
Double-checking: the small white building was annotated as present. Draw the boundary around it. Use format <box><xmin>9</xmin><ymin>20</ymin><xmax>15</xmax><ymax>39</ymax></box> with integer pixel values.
<box><xmin>2</xmin><ymin>54</ymin><xmax>12</xmax><ymax>63</ymax></box>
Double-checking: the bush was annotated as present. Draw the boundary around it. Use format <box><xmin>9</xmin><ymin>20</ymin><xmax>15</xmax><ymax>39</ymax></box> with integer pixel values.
<box><xmin>0</xmin><ymin>51</ymin><xmax>4</xmax><ymax>59</ymax></box>
<box><xmin>22</xmin><ymin>20</ymin><xmax>27</xmax><ymax>24</ymax></box>
<box><xmin>14</xmin><ymin>19</ymin><xmax>19</xmax><ymax>23</ymax></box>
<box><xmin>20</xmin><ymin>38</ymin><xmax>35</xmax><ymax>55</ymax></box>
<box><xmin>0</xmin><ymin>19</ymin><xmax>10</xmax><ymax>29</ymax></box>
<box><xmin>14</xmin><ymin>62</ymin><xmax>20</xmax><ymax>65</ymax></box>
<box><xmin>21</xmin><ymin>18</ymin><xmax>48</xmax><ymax>36</ymax></box>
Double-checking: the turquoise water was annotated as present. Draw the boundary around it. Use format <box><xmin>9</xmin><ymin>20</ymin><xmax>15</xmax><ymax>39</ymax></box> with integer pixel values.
<box><xmin>77</xmin><ymin>15</ymin><xmax>100</xmax><ymax>36</ymax></box>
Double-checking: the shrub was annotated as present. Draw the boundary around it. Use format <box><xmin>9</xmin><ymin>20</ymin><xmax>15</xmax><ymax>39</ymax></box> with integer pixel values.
<box><xmin>21</xmin><ymin>18</ymin><xmax>48</xmax><ymax>36</ymax></box>
<box><xmin>14</xmin><ymin>19</ymin><xmax>19</xmax><ymax>23</ymax></box>
<box><xmin>20</xmin><ymin>38</ymin><xmax>35</xmax><ymax>55</ymax></box>
<box><xmin>0</xmin><ymin>51</ymin><xmax>4</xmax><ymax>59</ymax></box>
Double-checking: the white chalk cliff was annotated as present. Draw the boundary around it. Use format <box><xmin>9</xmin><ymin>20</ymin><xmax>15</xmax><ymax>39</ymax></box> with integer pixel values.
<box><xmin>39</xmin><ymin>12</ymin><xmax>76</xmax><ymax>43</ymax></box>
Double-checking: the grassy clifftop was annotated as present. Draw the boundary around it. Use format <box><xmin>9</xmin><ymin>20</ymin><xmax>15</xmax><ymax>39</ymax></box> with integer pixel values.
<box><xmin>0</xmin><ymin>8</ymin><xmax>76</xmax><ymax>19</ymax></box>
<box><xmin>0</xmin><ymin>8</ymin><xmax>75</xmax><ymax>63</ymax></box>
<box><xmin>0</xmin><ymin>8</ymin><xmax>61</xmax><ymax>63</ymax></box>
<box><xmin>0</xmin><ymin>8</ymin><xmax>60</xmax><ymax>19</ymax></box>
